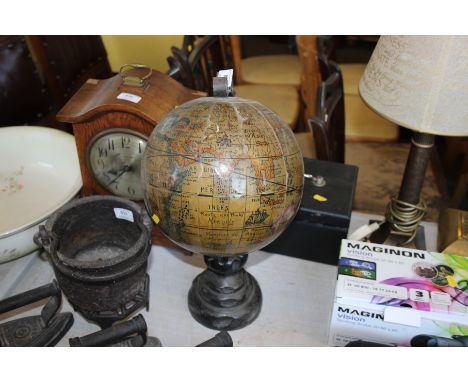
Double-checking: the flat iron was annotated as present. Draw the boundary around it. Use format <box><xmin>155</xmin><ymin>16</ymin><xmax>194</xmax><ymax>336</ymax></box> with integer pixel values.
<box><xmin>0</xmin><ymin>280</ymin><xmax>73</xmax><ymax>346</ymax></box>
<box><xmin>69</xmin><ymin>314</ymin><xmax>233</xmax><ymax>347</ymax></box>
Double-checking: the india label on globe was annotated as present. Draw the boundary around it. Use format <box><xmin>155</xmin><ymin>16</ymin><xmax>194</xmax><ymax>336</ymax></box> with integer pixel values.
<box><xmin>142</xmin><ymin>97</ymin><xmax>304</xmax><ymax>256</ymax></box>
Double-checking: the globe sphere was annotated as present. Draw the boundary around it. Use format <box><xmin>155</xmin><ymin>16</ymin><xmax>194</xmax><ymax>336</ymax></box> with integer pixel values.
<box><xmin>142</xmin><ymin>97</ymin><xmax>304</xmax><ymax>256</ymax></box>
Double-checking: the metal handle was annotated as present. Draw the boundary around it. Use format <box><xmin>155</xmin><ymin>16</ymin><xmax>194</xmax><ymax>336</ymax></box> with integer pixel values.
<box><xmin>119</xmin><ymin>64</ymin><xmax>152</xmax><ymax>87</ymax></box>
<box><xmin>0</xmin><ymin>280</ymin><xmax>60</xmax><ymax>315</ymax></box>
<box><xmin>69</xmin><ymin>314</ymin><xmax>148</xmax><ymax>347</ymax></box>
<box><xmin>0</xmin><ymin>280</ymin><xmax>62</xmax><ymax>327</ymax></box>
<box><xmin>33</xmin><ymin>225</ymin><xmax>58</xmax><ymax>254</ymax></box>
<box><xmin>196</xmin><ymin>331</ymin><xmax>233</xmax><ymax>347</ymax></box>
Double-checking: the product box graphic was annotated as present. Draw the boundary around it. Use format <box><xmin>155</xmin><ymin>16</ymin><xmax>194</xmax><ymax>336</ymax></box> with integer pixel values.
<box><xmin>328</xmin><ymin>240</ymin><xmax>468</xmax><ymax>346</ymax></box>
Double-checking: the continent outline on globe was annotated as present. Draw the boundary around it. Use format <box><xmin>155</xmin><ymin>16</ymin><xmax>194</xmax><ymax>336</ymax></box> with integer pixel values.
<box><xmin>142</xmin><ymin>97</ymin><xmax>304</xmax><ymax>256</ymax></box>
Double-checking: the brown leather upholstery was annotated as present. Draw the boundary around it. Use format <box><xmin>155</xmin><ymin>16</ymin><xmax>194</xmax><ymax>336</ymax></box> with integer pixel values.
<box><xmin>0</xmin><ymin>36</ymin><xmax>112</xmax><ymax>131</ymax></box>
<box><xmin>0</xmin><ymin>36</ymin><xmax>52</xmax><ymax>127</ymax></box>
<box><xmin>27</xmin><ymin>36</ymin><xmax>112</xmax><ymax>106</ymax></box>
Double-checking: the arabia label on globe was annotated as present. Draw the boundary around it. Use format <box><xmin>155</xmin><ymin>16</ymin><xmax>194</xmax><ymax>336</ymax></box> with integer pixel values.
<box><xmin>142</xmin><ymin>97</ymin><xmax>304</xmax><ymax>256</ymax></box>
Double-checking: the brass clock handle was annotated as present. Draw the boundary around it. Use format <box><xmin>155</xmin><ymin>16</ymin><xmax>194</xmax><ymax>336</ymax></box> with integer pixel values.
<box><xmin>119</xmin><ymin>64</ymin><xmax>152</xmax><ymax>87</ymax></box>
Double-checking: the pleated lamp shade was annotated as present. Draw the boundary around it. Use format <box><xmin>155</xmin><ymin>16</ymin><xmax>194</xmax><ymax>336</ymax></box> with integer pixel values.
<box><xmin>359</xmin><ymin>35</ymin><xmax>468</xmax><ymax>137</ymax></box>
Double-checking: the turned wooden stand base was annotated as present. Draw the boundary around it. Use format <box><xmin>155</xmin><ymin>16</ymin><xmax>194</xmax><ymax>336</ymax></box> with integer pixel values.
<box><xmin>188</xmin><ymin>254</ymin><xmax>262</xmax><ymax>331</ymax></box>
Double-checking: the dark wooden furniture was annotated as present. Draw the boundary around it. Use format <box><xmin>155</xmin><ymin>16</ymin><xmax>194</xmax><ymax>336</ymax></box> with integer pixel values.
<box><xmin>27</xmin><ymin>36</ymin><xmax>112</xmax><ymax>108</ymax></box>
<box><xmin>0</xmin><ymin>36</ymin><xmax>53</xmax><ymax>127</ymax></box>
<box><xmin>441</xmin><ymin>137</ymin><xmax>468</xmax><ymax>208</ymax></box>
<box><xmin>316</xmin><ymin>35</ymin><xmax>336</xmax><ymax>62</ymax></box>
<box><xmin>1</xmin><ymin>35</ymin><xmax>113</xmax><ymax>131</ymax></box>
<box><xmin>307</xmin><ymin>58</ymin><xmax>345</xmax><ymax>163</ymax></box>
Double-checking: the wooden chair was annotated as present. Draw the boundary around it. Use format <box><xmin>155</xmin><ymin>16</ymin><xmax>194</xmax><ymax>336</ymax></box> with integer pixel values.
<box><xmin>307</xmin><ymin>59</ymin><xmax>345</xmax><ymax>163</ymax></box>
<box><xmin>229</xmin><ymin>36</ymin><xmax>302</xmax><ymax>129</ymax></box>
<box><xmin>167</xmin><ymin>35</ymin><xmax>300</xmax><ymax>130</ymax></box>
<box><xmin>295</xmin><ymin>36</ymin><xmax>321</xmax><ymax>117</ymax></box>
<box><xmin>167</xmin><ymin>35</ymin><xmax>233</xmax><ymax>95</ymax></box>
<box><xmin>314</xmin><ymin>35</ymin><xmax>400</xmax><ymax>142</ymax></box>
<box><xmin>235</xmin><ymin>84</ymin><xmax>300</xmax><ymax>130</ymax></box>
<box><xmin>229</xmin><ymin>36</ymin><xmax>301</xmax><ymax>88</ymax></box>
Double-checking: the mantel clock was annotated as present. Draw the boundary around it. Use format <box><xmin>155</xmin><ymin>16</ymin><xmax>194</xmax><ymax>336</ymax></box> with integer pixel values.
<box><xmin>57</xmin><ymin>64</ymin><xmax>202</xmax><ymax>200</ymax></box>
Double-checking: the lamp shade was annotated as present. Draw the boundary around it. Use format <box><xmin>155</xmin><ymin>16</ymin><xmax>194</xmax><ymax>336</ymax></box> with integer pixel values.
<box><xmin>359</xmin><ymin>36</ymin><xmax>468</xmax><ymax>137</ymax></box>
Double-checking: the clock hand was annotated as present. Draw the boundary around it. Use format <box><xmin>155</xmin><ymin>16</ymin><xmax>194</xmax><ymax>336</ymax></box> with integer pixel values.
<box><xmin>106</xmin><ymin>165</ymin><xmax>131</xmax><ymax>187</ymax></box>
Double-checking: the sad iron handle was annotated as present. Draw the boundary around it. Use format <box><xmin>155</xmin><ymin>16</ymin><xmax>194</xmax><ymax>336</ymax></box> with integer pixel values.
<box><xmin>69</xmin><ymin>314</ymin><xmax>147</xmax><ymax>347</ymax></box>
<box><xmin>196</xmin><ymin>331</ymin><xmax>233</xmax><ymax>347</ymax></box>
<box><xmin>0</xmin><ymin>280</ymin><xmax>60</xmax><ymax>315</ymax></box>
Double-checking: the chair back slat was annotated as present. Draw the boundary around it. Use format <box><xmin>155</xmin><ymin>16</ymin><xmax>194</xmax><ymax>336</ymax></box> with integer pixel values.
<box><xmin>308</xmin><ymin>58</ymin><xmax>345</xmax><ymax>163</ymax></box>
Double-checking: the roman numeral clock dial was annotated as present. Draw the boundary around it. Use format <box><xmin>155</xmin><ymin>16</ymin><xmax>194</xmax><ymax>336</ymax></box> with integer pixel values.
<box><xmin>86</xmin><ymin>128</ymin><xmax>147</xmax><ymax>200</ymax></box>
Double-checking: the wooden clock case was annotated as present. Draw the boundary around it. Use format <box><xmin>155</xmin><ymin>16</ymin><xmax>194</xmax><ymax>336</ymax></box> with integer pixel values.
<box><xmin>57</xmin><ymin>67</ymin><xmax>203</xmax><ymax>197</ymax></box>
<box><xmin>56</xmin><ymin>67</ymin><xmax>203</xmax><ymax>247</ymax></box>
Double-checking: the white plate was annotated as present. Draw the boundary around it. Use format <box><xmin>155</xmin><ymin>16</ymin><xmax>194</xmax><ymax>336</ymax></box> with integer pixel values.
<box><xmin>0</xmin><ymin>126</ymin><xmax>82</xmax><ymax>263</ymax></box>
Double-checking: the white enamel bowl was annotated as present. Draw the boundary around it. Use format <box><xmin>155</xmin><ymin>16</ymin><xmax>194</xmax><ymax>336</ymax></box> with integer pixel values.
<box><xmin>0</xmin><ymin>126</ymin><xmax>82</xmax><ymax>263</ymax></box>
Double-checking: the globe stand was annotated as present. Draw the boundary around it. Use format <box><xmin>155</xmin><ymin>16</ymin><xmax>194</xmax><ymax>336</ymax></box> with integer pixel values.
<box><xmin>143</xmin><ymin>73</ymin><xmax>303</xmax><ymax>332</ymax></box>
<box><xmin>188</xmin><ymin>254</ymin><xmax>262</xmax><ymax>331</ymax></box>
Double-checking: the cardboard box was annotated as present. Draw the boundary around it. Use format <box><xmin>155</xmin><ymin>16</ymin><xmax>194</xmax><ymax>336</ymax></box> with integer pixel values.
<box><xmin>328</xmin><ymin>240</ymin><xmax>468</xmax><ymax>346</ymax></box>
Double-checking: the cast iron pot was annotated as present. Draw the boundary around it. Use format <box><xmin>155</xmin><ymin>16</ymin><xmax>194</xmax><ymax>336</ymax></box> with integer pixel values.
<box><xmin>34</xmin><ymin>196</ymin><xmax>152</xmax><ymax>328</ymax></box>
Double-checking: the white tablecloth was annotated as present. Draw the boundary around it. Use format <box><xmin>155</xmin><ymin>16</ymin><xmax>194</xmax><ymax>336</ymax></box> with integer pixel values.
<box><xmin>0</xmin><ymin>212</ymin><xmax>438</xmax><ymax>346</ymax></box>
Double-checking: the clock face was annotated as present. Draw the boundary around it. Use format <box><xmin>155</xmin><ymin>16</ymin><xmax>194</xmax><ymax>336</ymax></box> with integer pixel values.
<box><xmin>86</xmin><ymin>128</ymin><xmax>147</xmax><ymax>200</ymax></box>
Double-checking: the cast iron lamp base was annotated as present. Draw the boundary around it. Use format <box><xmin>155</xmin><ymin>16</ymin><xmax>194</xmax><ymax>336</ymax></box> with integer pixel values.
<box><xmin>188</xmin><ymin>254</ymin><xmax>262</xmax><ymax>331</ymax></box>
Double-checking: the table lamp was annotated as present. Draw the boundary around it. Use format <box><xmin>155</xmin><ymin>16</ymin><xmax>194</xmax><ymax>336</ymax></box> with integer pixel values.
<box><xmin>359</xmin><ymin>35</ymin><xmax>468</xmax><ymax>247</ymax></box>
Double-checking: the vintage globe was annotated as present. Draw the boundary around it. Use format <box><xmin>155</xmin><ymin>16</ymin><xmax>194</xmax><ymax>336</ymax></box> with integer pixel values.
<box><xmin>142</xmin><ymin>97</ymin><xmax>304</xmax><ymax>256</ymax></box>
